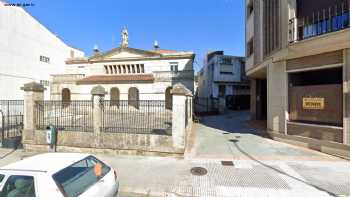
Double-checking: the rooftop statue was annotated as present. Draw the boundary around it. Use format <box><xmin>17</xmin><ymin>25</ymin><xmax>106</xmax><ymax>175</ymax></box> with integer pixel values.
<box><xmin>121</xmin><ymin>27</ymin><xmax>128</xmax><ymax>48</ymax></box>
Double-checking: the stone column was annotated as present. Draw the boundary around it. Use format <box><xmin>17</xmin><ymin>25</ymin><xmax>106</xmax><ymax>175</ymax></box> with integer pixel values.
<box><xmin>91</xmin><ymin>86</ymin><xmax>106</xmax><ymax>147</ymax></box>
<box><xmin>21</xmin><ymin>82</ymin><xmax>45</xmax><ymax>144</ymax></box>
<box><xmin>343</xmin><ymin>49</ymin><xmax>350</xmax><ymax>144</ymax></box>
<box><xmin>171</xmin><ymin>83</ymin><xmax>191</xmax><ymax>150</ymax></box>
<box><xmin>185</xmin><ymin>94</ymin><xmax>194</xmax><ymax>133</ymax></box>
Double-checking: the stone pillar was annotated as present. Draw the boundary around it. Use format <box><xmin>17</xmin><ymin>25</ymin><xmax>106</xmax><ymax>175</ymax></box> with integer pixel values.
<box><xmin>219</xmin><ymin>97</ymin><xmax>226</xmax><ymax>113</ymax></box>
<box><xmin>250</xmin><ymin>79</ymin><xmax>257</xmax><ymax>120</ymax></box>
<box><xmin>21</xmin><ymin>82</ymin><xmax>45</xmax><ymax>144</ymax></box>
<box><xmin>343</xmin><ymin>49</ymin><xmax>350</xmax><ymax>144</ymax></box>
<box><xmin>91</xmin><ymin>85</ymin><xmax>106</xmax><ymax>147</ymax></box>
<box><xmin>171</xmin><ymin>83</ymin><xmax>191</xmax><ymax>150</ymax></box>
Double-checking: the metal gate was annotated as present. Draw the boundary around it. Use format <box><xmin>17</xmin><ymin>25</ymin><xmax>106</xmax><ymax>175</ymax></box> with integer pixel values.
<box><xmin>0</xmin><ymin>100</ymin><xmax>24</xmax><ymax>148</ymax></box>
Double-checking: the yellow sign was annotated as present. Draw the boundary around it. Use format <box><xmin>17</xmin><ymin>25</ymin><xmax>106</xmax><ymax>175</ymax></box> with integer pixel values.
<box><xmin>302</xmin><ymin>98</ymin><xmax>325</xmax><ymax>110</ymax></box>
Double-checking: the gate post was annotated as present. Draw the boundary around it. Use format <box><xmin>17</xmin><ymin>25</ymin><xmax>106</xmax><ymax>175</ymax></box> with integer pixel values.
<box><xmin>91</xmin><ymin>86</ymin><xmax>106</xmax><ymax>147</ymax></box>
<box><xmin>171</xmin><ymin>83</ymin><xmax>192</xmax><ymax>150</ymax></box>
<box><xmin>21</xmin><ymin>82</ymin><xmax>45</xmax><ymax>144</ymax></box>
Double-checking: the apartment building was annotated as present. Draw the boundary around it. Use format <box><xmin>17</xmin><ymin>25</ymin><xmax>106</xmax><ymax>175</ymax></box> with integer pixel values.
<box><xmin>197</xmin><ymin>51</ymin><xmax>249</xmax><ymax>110</ymax></box>
<box><xmin>246</xmin><ymin>0</ymin><xmax>350</xmax><ymax>146</ymax></box>
<box><xmin>0</xmin><ymin>1</ymin><xmax>84</xmax><ymax>99</ymax></box>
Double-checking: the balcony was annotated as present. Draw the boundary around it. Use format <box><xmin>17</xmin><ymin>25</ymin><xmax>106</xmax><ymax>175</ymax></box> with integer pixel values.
<box><xmin>246</xmin><ymin>12</ymin><xmax>254</xmax><ymax>41</ymax></box>
<box><xmin>289</xmin><ymin>4</ymin><xmax>350</xmax><ymax>43</ymax></box>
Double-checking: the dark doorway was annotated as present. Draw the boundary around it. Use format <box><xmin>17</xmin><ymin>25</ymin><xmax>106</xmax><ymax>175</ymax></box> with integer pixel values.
<box><xmin>219</xmin><ymin>85</ymin><xmax>226</xmax><ymax>98</ymax></box>
<box><xmin>62</xmin><ymin>88</ymin><xmax>71</xmax><ymax>107</ymax></box>
<box><xmin>110</xmin><ymin>87</ymin><xmax>120</xmax><ymax>106</ymax></box>
<box><xmin>128</xmin><ymin>87</ymin><xmax>139</xmax><ymax>109</ymax></box>
<box><xmin>256</xmin><ymin>79</ymin><xmax>267</xmax><ymax>120</ymax></box>
<box><xmin>165</xmin><ymin>87</ymin><xmax>172</xmax><ymax>110</ymax></box>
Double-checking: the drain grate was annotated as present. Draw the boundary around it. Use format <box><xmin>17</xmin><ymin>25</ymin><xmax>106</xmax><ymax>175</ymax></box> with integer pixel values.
<box><xmin>191</xmin><ymin>167</ymin><xmax>208</xmax><ymax>176</ymax></box>
<box><xmin>221</xmin><ymin>161</ymin><xmax>234</xmax><ymax>166</ymax></box>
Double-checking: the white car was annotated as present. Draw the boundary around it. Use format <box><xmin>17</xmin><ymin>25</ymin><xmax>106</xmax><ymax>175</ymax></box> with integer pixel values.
<box><xmin>0</xmin><ymin>153</ymin><xmax>119</xmax><ymax>197</ymax></box>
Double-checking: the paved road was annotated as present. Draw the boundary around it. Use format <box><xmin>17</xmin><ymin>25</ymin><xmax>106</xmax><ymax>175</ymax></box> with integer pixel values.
<box><xmin>188</xmin><ymin>110</ymin><xmax>340</xmax><ymax>161</ymax></box>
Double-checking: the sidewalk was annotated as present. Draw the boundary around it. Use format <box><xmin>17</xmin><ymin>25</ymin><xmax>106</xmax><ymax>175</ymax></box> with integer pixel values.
<box><xmin>0</xmin><ymin>148</ymin><xmax>349</xmax><ymax>197</ymax></box>
<box><xmin>98</xmin><ymin>154</ymin><xmax>350</xmax><ymax>197</ymax></box>
<box><xmin>0</xmin><ymin>111</ymin><xmax>349</xmax><ymax>196</ymax></box>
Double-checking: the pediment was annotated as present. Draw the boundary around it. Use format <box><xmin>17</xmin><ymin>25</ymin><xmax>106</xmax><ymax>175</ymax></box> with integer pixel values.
<box><xmin>107</xmin><ymin>51</ymin><xmax>145</xmax><ymax>59</ymax></box>
<box><xmin>89</xmin><ymin>47</ymin><xmax>160</xmax><ymax>61</ymax></box>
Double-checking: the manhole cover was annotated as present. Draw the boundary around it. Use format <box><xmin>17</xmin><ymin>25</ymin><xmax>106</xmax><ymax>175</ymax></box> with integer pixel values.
<box><xmin>191</xmin><ymin>167</ymin><xmax>208</xmax><ymax>176</ymax></box>
<box><xmin>221</xmin><ymin>161</ymin><xmax>234</xmax><ymax>166</ymax></box>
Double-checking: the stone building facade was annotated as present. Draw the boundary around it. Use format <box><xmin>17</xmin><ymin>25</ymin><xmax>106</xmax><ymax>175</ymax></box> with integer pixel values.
<box><xmin>245</xmin><ymin>0</ymin><xmax>350</xmax><ymax>149</ymax></box>
<box><xmin>51</xmin><ymin>29</ymin><xmax>195</xmax><ymax>104</ymax></box>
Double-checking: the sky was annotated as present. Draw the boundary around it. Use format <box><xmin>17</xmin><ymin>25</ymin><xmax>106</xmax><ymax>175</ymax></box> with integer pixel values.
<box><xmin>19</xmin><ymin>0</ymin><xmax>245</xmax><ymax>71</ymax></box>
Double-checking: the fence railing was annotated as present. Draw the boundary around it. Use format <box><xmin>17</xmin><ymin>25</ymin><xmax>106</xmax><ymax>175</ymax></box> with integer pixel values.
<box><xmin>0</xmin><ymin>100</ymin><xmax>24</xmax><ymax>116</ymax></box>
<box><xmin>194</xmin><ymin>97</ymin><xmax>219</xmax><ymax>113</ymax></box>
<box><xmin>35</xmin><ymin>100</ymin><xmax>94</xmax><ymax>132</ymax></box>
<box><xmin>35</xmin><ymin>100</ymin><xmax>172</xmax><ymax>135</ymax></box>
<box><xmin>0</xmin><ymin>100</ymin><xmax>24</xmax><ymax>139</ymax></box>
<box><xmin>101</xmin><ymin>100</ymin><xmax>172</xmax><ymax>135</ymax></box>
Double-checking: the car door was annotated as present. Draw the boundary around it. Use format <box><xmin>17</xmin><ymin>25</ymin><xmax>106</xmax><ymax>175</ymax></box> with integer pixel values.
<box><xmin>79</xmin><ymin>157</ymin><xmax>117</xmax><ymax>197</ymax></box>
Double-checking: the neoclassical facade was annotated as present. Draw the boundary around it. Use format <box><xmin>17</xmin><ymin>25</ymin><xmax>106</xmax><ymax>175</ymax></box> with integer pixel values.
<box><xmin>51</xmin><ymin>29</ymin><xmax>195</xmax><ymax>104</ymax></box>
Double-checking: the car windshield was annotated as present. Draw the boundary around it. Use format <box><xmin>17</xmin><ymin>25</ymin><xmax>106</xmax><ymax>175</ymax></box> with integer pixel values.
<box><xmin>52</xmin><ymin>156</ymin><xmax>110</xmax><ymax>197</ymax></box>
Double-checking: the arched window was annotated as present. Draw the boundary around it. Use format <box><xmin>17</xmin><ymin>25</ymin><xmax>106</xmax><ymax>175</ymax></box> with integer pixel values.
<box><xmin>110</xmin><ymin>87</ymin><xmax>120</xmax><ymax>106</ymax></box>
<box><xmin>62</xmin><ymin>88</ymin><xmax>71</xmax><ymax>107</ymax></box>
<box><xmin>165</xmin><ymin>87</ymin><xmax>172</xmax><ymax>110</ymax></box>
<box><xmin>128</xmin><ymin>87</ymin><xmax>139</xmax><ymax>109</ymax></box>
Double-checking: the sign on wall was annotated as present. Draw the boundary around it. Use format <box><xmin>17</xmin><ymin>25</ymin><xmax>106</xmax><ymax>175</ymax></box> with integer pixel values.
<box><xmin>302</xmin><ymin>97</ymin><xmax>325</xmax><ymax>110</ymax></box>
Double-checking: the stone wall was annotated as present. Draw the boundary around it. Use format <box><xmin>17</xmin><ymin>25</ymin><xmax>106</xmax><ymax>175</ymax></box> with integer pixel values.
<box><xmin>22</xmin><ymin>82</ymin><xmax>192</xmax><ymax>155</ymax></box>
<box><xmin>24</xmin><ymin>130</ymin><xmax>180</xmax><ymax>154</ymax></box>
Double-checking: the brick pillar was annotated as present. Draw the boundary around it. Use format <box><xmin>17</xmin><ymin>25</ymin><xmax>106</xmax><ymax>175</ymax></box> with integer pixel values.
<box><xmin>21</xmin><ymin>82</ymin><xmax>45</xmax><ymax>144</ymax></box>
<box><xmin>171</xmin><ymin>83</ymin><xmax>191</xmax><ymax>150</ymax></box>
<box><xmin>91</xmin><ymin>85</ymin><xmax>106</xmax><ymax>147</ymax></box>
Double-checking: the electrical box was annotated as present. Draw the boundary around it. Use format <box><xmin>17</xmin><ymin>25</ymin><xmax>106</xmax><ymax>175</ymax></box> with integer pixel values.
<box><xmin>46</xmin><ymin>125</ymin><xmax>57</xmax><ymax>145</ymax></box>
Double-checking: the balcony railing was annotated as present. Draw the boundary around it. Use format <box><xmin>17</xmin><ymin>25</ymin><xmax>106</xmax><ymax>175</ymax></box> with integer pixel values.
<box><xmin>289</xmin><ymin>5</ymin><xmax>350</xmax><ymax>43</ymax></box>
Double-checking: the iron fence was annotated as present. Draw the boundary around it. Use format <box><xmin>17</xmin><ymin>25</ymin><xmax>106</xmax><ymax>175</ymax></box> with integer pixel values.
<box><xmin>289</xmin><ymin>3</ymin><xmax>350</xmax><ymax>42</ymax></box>
<box><xmin>0</xmin><ymin>100</ymin><xmax>24</xmax><ymax>139</ymax></box>
<box><xmin>194</xmin><ymin>97</ymin><xmax>219</xmax><ymax>113</ymax></box>
<box><xmin>101</xmin><ymin>100</ymin><xmax>172</xmax><ymax>135</ymax></box>
<box><xmin>35</xmin><ymin>100</ymin><xmax>93</xmax><ymax>132</ymax></box>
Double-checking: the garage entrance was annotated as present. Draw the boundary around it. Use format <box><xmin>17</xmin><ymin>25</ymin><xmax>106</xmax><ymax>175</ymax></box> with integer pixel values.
<box><xmin>288</xmin><ymin>67</ymin><xmax>343</xmax><ymax>143</ymax></box>
<box><xmin>288</xmin><ymin>67</ymin><xmax>342</xmax><ymax>126</ymax></box>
